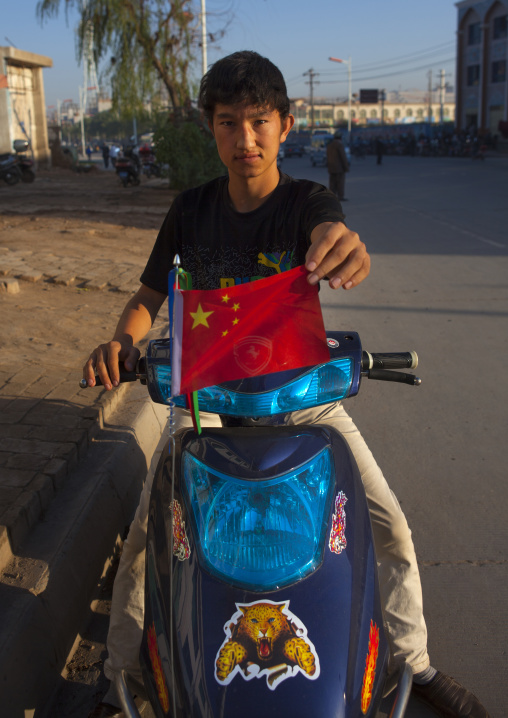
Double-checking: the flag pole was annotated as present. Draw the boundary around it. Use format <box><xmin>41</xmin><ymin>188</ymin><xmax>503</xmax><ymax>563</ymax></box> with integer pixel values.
<box><xmin>168</xmin><ymin>253</ymin><xmax>180</xmax><ymax>718</ymax></box>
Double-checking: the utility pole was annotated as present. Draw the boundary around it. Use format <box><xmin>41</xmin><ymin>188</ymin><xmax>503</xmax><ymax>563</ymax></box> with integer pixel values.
<box><xmin>427</xmin><ymin>70</ymin><xmax>433</xmax><ymax>125</ymax></box>
<box><xmin>439</xmin><ymin>69</ymin><xmax>446</xmax><ymax>124</ymax></box>
<box><xmin>303</xmin><ymin>69</ymin><xmax>319</xmax><ymax>131</ymax></box>
<box><xmin>200</xmin><ymin>0</ymin><xmax>207</xmax><ymax>76</ymax></box>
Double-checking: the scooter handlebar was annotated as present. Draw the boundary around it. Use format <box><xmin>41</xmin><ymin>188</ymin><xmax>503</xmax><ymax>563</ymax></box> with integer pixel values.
<box><xmin>361</xmin><ymin>351</ymin><xmax>421</xmax><ymax>386</ymax></box>
<box><xmin>79</xmin><ymin>359</ymin><xmax>146</xmax><ymax>389</ymax></box>
<box><xmin>362</xmin><ymin>351</ymin><xmax>418</xmax><ymax>370</ymax></box>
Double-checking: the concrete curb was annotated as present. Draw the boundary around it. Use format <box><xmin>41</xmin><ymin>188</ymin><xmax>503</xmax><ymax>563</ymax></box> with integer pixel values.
<box><xmin>0</xmin><ymin>381</ymin><xmax>169</xmax><ymax>717</ymax></box>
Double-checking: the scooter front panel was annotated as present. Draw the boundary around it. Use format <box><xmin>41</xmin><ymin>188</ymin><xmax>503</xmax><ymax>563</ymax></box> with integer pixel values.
<box><xmin>141</xmin><ymin>426</ymin><xmax>388</xmax><ymax>717</ymax></box>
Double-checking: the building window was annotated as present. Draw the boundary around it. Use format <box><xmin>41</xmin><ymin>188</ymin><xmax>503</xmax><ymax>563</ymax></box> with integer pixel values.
<box><xmin>468</xmin><ymin>22</ymin><xmax>481</xmax><ymax>45</ymax></box>
<box><xmin>360</xmin><ymin>109</ymin><xmax>366</xmax><ymax>119</ymax></box>
<box><xmin>493</xmin><ymin>15</ymin><xmax>507</xmax><ymax>40</ymax></box>
<box><xmin>337</xmin><ymin>110</ymin><xmax>344</xmax><ymax>119</ymax></box>
<box><xmin>406</xmin><ymin>108</ymin><xmax>413</xmax><ymax>117</ymax></box>
<box><xmin>467</xmin><ymin>64</ymin><xmax>480</xmax><ymax>86</ymax></box>
<box><xmin>350</xmin><ymin>110</ymin><xmax>356</xmax><ymax>118</ymax></box>
<box><xmin>394</xmin><ymin>109</ymin><xmax>401</xmax><ymax>118</ymax></box>
<box><xmin>417</xmin><ymin>108</ymin><xmax>424</xmax><ymax>118</ymax></box>
<box><xmin>370</xmin><ymin>109</ymin><xmax>377</xmax><ymax>118</ymax></box>
<box><xmin>492</xmin><ymin>60</ymin><xmax>506</xmax><ymax>83</ymax></box>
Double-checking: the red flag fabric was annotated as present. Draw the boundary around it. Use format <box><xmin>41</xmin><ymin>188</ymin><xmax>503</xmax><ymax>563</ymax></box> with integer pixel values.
<box><xmin>171</xmin><ymin>265</ymin><xmax>329</xmax><ymax>396</ymax></box>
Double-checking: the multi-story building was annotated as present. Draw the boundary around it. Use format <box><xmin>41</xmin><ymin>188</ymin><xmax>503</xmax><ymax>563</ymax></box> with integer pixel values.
<box><xmin>456</xmin><ymin>0</ymin><xmax>508</xmax><ymax>134</ymax></box>
<box><xmin>0</xmin><ymin>46</ymin><xmax>52</xmax><ymax>166</ymax></box>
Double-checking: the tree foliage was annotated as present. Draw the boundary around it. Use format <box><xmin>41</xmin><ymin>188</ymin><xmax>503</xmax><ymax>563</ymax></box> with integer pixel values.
<box><xmin>37</xmin><ymin>0</ymin><xmax>197</xmax><ymax>116</ymax></box>
<box><xmin>154</xmin><ymin>115</ymin><xmax>225</xmax><ymax>190</ymax></box>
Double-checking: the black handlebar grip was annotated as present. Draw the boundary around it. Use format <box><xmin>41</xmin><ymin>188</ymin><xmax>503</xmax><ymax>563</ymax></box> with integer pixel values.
<box><xmin>79</xmin><ymin>361</ymin><xmax>139</xmax><ymax>388</ymax></box>
<box><xmin>367</xmin><ymin>369</ymin><xmax>421</xmax><ymax>386</ymax></box>
<box><xmin>362</xmin><ymin>351</ymin><xmax>418</xmax><ymax>370</ymax></box>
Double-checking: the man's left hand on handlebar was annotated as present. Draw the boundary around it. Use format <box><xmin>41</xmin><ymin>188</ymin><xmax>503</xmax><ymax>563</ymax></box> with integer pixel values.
<box><xmin>306</xmin><ymin>221</ymin><xmax>370</xmax><ymax>290</ymax></box>
<box><xmin>83</xmin><ymin>340</ymin><xmax>140</xmax><ymax>390</ymax></box>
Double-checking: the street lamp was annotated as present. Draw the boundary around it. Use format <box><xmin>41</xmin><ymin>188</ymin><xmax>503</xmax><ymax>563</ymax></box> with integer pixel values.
<box><xmin>329</xmin><ymin>56</ymin><xmax>352</xmax><ymax>141</ymax></box>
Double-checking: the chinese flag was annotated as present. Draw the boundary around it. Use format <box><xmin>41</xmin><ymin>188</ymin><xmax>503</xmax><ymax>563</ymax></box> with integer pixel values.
<box><xmin>171</xmin><ymin>265</ymin><xmax>329</xmax><ymax>396</ymax></box>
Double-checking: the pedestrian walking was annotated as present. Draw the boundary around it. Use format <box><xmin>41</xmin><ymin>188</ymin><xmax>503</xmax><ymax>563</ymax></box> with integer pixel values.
<box><xmin>326</xmin><ymin>131</ymin><xmax>350</xmax><ymax>201</ymax></box>
<box><xmin>102</xmin><ymin>144</ymin><xmax>110</xmax><ymax>169</ymax></box>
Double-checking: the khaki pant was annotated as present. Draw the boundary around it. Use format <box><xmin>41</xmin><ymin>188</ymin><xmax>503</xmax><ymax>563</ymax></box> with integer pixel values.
<box><xmin>104</xmin><ymin>402</ymin><xmax>429</xmax><ymax>686</ymax></box>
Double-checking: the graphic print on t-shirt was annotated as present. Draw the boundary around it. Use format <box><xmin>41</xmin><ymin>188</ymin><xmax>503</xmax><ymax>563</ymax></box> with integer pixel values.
<box><xmin>257</xmin><ymin>251</ymin><xmax>293</xmax><ymax>274</ymax></box>
<box><xmin>219</xmin><ymin>249</ymin><xmax>296</xmax><ymax>288</ymax></box>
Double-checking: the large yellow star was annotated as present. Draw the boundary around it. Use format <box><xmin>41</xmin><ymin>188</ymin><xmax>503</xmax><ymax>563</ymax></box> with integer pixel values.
<box><xmin>190</xmin><ymin>303</ymin><xmax>214</xmax><ymax>329</ymax></box>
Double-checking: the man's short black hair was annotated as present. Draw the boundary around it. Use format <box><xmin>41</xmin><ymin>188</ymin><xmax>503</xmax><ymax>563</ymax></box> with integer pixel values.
<box><xmin>199</xmin><ymin>51</ymin><xmax>290</xmax><ymax>122</ymax></box>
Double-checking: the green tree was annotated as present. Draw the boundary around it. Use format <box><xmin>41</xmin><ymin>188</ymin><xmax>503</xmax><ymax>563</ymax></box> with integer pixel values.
<box><xmin>37</xmin><ymin>0</ymin><xmax>196</xmax><ymax>116</ymax></box>
<box><xmin>154</xmin><ymin>115</ymin><xmax>225</xmax><ymax>190</ymax></box>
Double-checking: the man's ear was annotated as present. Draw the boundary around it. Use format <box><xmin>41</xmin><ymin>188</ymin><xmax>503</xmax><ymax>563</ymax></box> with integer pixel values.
<box><xmin>280</xmin><ymin>114</ymin><xmax>295</xmax><ymax>143</ymax></box>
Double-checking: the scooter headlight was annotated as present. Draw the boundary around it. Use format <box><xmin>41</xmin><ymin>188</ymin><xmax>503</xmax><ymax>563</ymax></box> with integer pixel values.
<box><xmin>182</xmin><ymin>446</ymin><xmax>334</xmax><ymax>591</ymax></box>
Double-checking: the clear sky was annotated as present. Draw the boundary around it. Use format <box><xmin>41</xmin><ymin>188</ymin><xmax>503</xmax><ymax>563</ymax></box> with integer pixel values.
<box><xmin>2</xmin><ymin>0</ymin><xmax>458</xmax><ymax>109</ymax></box>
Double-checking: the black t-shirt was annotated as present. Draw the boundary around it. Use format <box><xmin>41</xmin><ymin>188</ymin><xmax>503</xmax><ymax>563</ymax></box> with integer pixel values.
<box><xmin>140</xmin><ymin>172</ymin><xmax>345</xmax><ymax>292</ymax></box>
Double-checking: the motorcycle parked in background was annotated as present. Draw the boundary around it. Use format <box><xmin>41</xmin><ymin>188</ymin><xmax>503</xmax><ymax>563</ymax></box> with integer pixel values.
<box><xmin>13</xmin><ymin>139</ymin><xmax>36</xmax><ymax>183</ymax></box>
<box><xmin>116</xmin><ymin>146</ymin><xmax>141</xmax><ymax>187</ymax></box>
<box><xmin>0</xmin><ymin>139</ymin><xmax>36</xmax><ymax>185</ymax></box>
<box><xmin>83</xmin><ymin>330</ymin><xmax>419</xmax><ymax>718</ymax></box>
<box><xmin>139</xmin><ymin>143</ymin><xmax>161</xmax><ymax>178</ymax></box>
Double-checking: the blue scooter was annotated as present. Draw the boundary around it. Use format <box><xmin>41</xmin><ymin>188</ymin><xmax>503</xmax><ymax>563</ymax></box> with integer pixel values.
<box><xmin>91</xmin><ymin>331</ymin><xmax>419</xmax><ymax>717</ymax></box>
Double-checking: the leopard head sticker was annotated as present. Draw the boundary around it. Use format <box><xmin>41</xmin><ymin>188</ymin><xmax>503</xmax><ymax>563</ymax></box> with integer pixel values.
<box><xmin>215</xmin><ymin>600</ymin><xmax>320</xmax><ymax>690</ymax></box>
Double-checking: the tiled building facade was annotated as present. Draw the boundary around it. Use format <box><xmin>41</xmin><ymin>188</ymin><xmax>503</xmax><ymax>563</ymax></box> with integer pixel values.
<box><xmin>456</xmin><ymin>0</ymin><xmax>508</xmax><ymax>133</ymax></box>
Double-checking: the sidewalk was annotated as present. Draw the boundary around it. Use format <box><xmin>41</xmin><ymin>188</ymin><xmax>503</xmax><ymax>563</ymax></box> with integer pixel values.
<box><xmin>0</xmin><ymin>169</ymin><xmax>171</xmax><ymax>716</ymax></box>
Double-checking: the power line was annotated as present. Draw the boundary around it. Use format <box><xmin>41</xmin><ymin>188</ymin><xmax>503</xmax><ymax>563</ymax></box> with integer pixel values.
<box><xmin>287</xmin><ymin>56</ymin><xmax>456</xmax><ymax>91</ymax></box>
<box><xmin>287</xmin><ymin>40</ymin><xmax>456</xmax><ymax>89</ymax></box>
<box><xmin>351</xmin><ymin>56</ymin><xmax>456</xmax><ymax>82</ymax></box>
<box><xmin>354</xmin><ymin>41</ymin><xmax>455</xmax><ymax>71</ymax></box>
<box><xmin>317</xmin><ymin>49</ymin><xmax>455</xmax><ymax>78</ymax></box>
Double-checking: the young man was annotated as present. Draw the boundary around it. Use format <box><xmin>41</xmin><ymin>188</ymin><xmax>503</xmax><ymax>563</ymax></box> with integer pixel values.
<box><xmin>85</xmin><ymin>52</ymin><xmax>489</xmax><ymax>718</ymax></box>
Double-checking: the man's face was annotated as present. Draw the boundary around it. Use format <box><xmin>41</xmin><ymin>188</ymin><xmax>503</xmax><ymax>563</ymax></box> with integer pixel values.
<box><xmin>209</xmin><ymin>103</ymin><xmax>294</xmax><ymax>182</ymax></box>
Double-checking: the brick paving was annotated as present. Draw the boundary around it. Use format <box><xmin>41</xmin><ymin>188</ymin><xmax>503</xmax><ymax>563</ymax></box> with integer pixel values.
<box><xmin>0</xmin><ymin>171</ymin><xmax>171</xmax><ymax>570</ymax></box>
<box><xmin>0</xmin><ymin>246</ymin><xmax>144</xmax><ymax>294</ymax></box>
<box><xmin>0</xmin><ymin>356</ymin><xmax>131</xmax><ymax>566</ymax></box>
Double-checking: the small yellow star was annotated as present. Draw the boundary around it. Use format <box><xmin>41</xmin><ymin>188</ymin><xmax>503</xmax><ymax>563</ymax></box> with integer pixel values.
<box><xmin>190</xmin><ymin>303</ymin><xmax>214</xmax><ymax>329</ymax></box>
<box><xmin>233</xmin><ymin>302</ymin><xmax>240</xmax><ymax>312</ymax></box>
<box><xmin>221</xmin><ymin>294</ymin><xmax>230</xmax><ymax>303</ymax></box>
<box><xmin>232</xmin><ymin>317</ymin><xmax>239</xmax><ymax>326</ymax></box>
<box><xmin>222</xmin><ymin>329</ymin><xmax>229</xmax><ymax>337</ymax></box>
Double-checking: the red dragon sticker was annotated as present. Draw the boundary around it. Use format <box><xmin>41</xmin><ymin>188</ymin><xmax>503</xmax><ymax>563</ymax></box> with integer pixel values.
<box><xmin>170</xmin><ymin>499</ymin><xmax>190</xmax><ymax>561</ymax></box>
<box><xmin>361</xmin><ymin>620</ymin><xmax>380</xmax><ymax>713</ymax></box>
<box><xmin>329</xmin><ymin>490</ymin><xmax>347</xmax><ymax>554</ymax></box>
<box><xmin>215</xmin><ymin>600</ymin><xmax>320</xmax><ymax>690</ymax></box>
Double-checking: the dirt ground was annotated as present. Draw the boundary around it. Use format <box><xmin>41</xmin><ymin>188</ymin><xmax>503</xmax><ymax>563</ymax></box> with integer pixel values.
<box><xmin>0</xmin><ymin>167</ymin><xmax>176</xmax><ymax>371</ymax></box>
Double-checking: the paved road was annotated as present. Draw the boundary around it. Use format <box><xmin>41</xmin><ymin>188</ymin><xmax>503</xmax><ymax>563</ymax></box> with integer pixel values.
<box><xmin>285</xmin><ymin>152</ymin><xmax>507</xmax><ymax>717</ymax></box>
<box><xmin>53</xmin><ymin>153</ymin><xmax>507</xmax><ymax>718</ymax></box>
